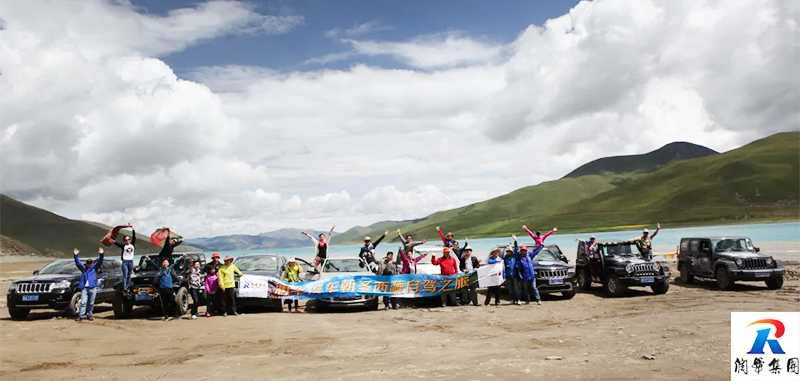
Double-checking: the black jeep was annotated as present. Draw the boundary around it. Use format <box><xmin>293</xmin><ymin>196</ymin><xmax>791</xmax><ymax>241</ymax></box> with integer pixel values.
<box><xmin>488</xmin><ymin>244</ymin><xmax>576</xmax><ymax>298</ymax></box>
<box><xmin>7</xmin><ymin>257</ymin><xmax>123</xmax><ymax>320</ymax></box>
<box><xmin>677</xmin><ymin>236</ymin><xmax>784</xmax><ymax>290</ymax></box>
<box><xmin>575</xmin><ymin>240</ymin><xmax>670</xmax><ymax>297</ymax></box>
<box><xmin>111</xmin><ymin>252</ymin><xmax>206</xmax><ymax>318</ymax></box>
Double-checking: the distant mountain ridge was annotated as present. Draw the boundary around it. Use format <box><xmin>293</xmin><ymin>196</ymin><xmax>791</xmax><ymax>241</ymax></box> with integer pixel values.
<box><xmin>563</xmin><ymin>142</ymin><xmax>718</xmax><ymax>178</ymax></box>
<box><xmin>186</xmin><ymin>228</ymin><xmax>338</xmax><ymax>252</ymax></box>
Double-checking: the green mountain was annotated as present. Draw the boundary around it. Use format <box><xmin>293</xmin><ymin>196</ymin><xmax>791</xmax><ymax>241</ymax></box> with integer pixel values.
<box><xmin>186</xmin><ymin>228</ymin><xmax>338</xmax><ymax>252</ymax></box>
<box><xmin>338</xmin><ymin>132</ymin><xmax>798</xmax><ymax>242</ymax></box>
<box><xmin>0</xmin><ymin>195</ymin><xmax>198</xmax><ymax>257</ymax></box>
<box><xmin>563</xmin><ymin>142</ymin><xmax>718</xmax><ymax>178</ymax></box>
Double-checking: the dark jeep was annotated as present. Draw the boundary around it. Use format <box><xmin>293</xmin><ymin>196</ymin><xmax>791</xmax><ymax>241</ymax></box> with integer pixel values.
<box><xmin>111</xmin><ymin>252</ymin><xmax>206</xmax><ymax>318</ymax></box>
<box><xmin>677</xmin><ymin>236</ymin><xmax>784</xmax><ymax>290</ymax></box>
<box><xmin>575</xmin><ymin>240</ymin><xmax>671</xmax><ymax>297</ymax></box>
<box><xmin>7</xmin><ymin>257</ymin><xmax>123</xmax><ymax>320</ymax></box>
<box><xmin>488</xmin><ymin>244</ymin><xmax>576</xmax><ymax>298</ymax></box>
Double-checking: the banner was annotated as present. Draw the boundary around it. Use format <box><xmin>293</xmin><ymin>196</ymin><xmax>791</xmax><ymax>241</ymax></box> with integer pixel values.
<box><xmin>477</xmin><ymin>262</ymin><xmax>504</xmax><ymax>288</ymax></box>
<box><xmin>149</xmin><ymin>228</ymin><xmax>181</xmax><ymax>246</ymax></box>
<box><xmin>100</xmin><ymin>224</ymin><xmax>132</xmax><ymax>246</ymax></box>
<box><xmin>239</xmin><ymin>271</ymin><xmax>493</xmax><ymax>300</ymax></box>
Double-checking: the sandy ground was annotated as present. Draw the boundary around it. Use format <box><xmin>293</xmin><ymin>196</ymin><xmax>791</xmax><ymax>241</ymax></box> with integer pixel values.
<box><xmin>0</xmin><ymin>258</ymin><xmax>798</xmax><ymax>381</ymax></box>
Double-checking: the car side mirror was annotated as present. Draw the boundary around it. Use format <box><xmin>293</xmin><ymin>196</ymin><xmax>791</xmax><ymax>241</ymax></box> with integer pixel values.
<box><xmin>33</xmin><ymin>270</ymin><xmax>39</xmax><ymax>275</ymax></box>
<box><xmin>755</xmin><ymin>247</ymin><xmax>760</xmax><ymax>253</ymax></box>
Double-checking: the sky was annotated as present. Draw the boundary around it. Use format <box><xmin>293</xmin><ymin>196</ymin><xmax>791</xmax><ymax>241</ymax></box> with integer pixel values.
<box><xmin>1</xmin><ymin>0</ymin><xmax>798</xmax><ymax>238</ymax></box>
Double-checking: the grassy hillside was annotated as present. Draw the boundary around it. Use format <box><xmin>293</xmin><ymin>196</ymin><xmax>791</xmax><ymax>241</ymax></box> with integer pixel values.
<box><xmin>0</xmin><ymin>195</ymin><xmax>196</xmax><ymax>257</ymax></box>
<box><xmin>564</xmin><ymin>142</ymin><xmax>718</xmax><ymax>178</ymax></box>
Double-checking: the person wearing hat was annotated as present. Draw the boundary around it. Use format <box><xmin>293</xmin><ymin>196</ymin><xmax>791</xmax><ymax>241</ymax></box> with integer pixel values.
<box><xmin>73</xmin><ymin>247</ymin><xmax>104</xmax><ymax>321</ymax></box>
<box><xmin>626</xmin><ymin>223</ymin><xmax>661</xmax><ymax>260</ymax></box>
<box><xmin>282</xmin><ymin>258</ymin><xmax>304</xmax><ymax>312</ymax></box>
<box><xmin>576</xmin><ymin>236</ymin><xmax>600</xmax><ymax>276</ymax></box>
<box><xmin>484</xmin><ymin>248</ymin><xmax>504</xmax><ymax>306</ymax></box>
<box><xmin>435</xmin><ymin>226</ymin><xmax>457</xmax><ymax>248</ymax></box>
<box><xmin>204</xmin><ymin>252</ymin><xmax>222</xmax><ymax>275</ymax></box>
<box><xmin>510</xmin><ymin>235</ymin><xmax>543</xmax><ymax>305</ymax></box>
<box><xmin>217</xmin><ymin>256</ymin><xmax>244</xmax><ymax>317</ymax></box>
<box><xmin>523</xmin><ymin>225</ymin><xmax>557</xmax><ymax>247</ymax></box>
<box><xmin>458</xmin><ymin>246</ymin><xmax>480</xmax><ymax>306</ymax></box>
<box><xmin>431</xmin><ymin>247</ymin><xmax>459</xmax><ymax>307</ymax></box>
<box><xmin>358</xmin><ymin>230</ymin><xmax>389</xmax><ymax>269</ymax></box>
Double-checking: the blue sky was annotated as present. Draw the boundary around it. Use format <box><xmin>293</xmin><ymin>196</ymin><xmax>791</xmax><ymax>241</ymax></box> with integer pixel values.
<box><xmin>131</xmin><ymin>0</ymin><xmax>580</xmax><ymax>74</ymax></box>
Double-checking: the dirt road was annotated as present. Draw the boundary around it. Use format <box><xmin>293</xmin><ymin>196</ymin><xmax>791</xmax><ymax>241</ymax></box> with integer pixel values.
<box><xmin>1</xmin><ymin>260</ymin><xmax>798</xmax><ymax>380</ymax></box>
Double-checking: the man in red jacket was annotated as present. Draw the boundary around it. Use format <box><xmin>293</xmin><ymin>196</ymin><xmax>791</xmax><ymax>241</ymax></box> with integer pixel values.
<box><xmin>432</xmin><ymin>247</ymin><xmax>459</xmax><ymax>307</ymax></box>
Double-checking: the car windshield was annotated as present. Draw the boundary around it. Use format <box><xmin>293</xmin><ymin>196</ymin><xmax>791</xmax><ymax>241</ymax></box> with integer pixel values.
<box><xmin>547</xmin><ymin>245</ymin><xmax>563</xmax><ymax>256</ymax></box>
<box><xmin>323</xmin><ymin>259</ymin><xmax>366</xmax><ymax>273</ymax></box>
<box><xmin>603</xmin><ymin>244</ymin><xmax>638</xmax><ymax>257</ymax></box>
<box><xmin>38</xmin><ymin>261</ymin><xmax>81</xmax><ymax>275</ymax></box>
<box><xmin>713</xmin><ymin>238</ymin><xmax>755</xmax><ymax>252</ymax></box>
<box><xmin>531</xmin><ymin>249</ymin><xmax>560</xmax><ymax>262</ymax></box>
<box><xmin>138</xmin><ymin>256</ymin><xmax>186</xmax><ymax>272</ymax></box>
<box><xmin>235</xmin><ymin>256</ymin><xmax>280</xmax><ymax>272</ymax></box>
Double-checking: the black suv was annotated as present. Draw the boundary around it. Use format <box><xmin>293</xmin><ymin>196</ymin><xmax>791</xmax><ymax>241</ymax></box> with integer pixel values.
<box><xmin>575</xmin><ymin>240</ymin><xmax>670</xmax><ymax>297</ymax></box>
<box><xmin>677</xmin><ymin>236</ymin><xmax>784</xmax><ymax>290</ymax></box>
<box><xmin>7</xmin><ymin>257</ymin><xmax>123</xmax><ymax>320</ymax></box>
<box><xmin>112</xmin><ymin>252</ymin><xmax>206</xmax><ymax>318</ymax></box>
<box><xmin>489</xmin><ymin>244</ymin><xmax>577</xmax><ymax>299</ymax></box>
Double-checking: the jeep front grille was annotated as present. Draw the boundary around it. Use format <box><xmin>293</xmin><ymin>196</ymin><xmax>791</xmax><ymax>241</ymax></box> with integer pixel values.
<box><xmin>17</xmin><ymin>283</ymin><xmax>53</xmax><ymax>294</ymax></box>
<box><xmin>741</xmin><ymin>258</ymin><xmax>769</xmax><ymax>269</ymax></box>
<box><xmin>537</xmin><ymin>269</ymin><xmax>569</xmax><ymax>278</ymax></box>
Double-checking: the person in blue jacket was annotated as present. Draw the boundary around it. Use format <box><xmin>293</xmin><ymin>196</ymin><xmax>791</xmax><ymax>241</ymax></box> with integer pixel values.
<box><xmin>73</xmin><ymin>247</ymin><xmax>104</xmax><ymax>322</ymax></box>
<box><xmin>510</xmin><ymin>235</ymin><xmax>543</xmax><ymax>305</ymax></box>
<box><xmin>143</xmin><ymin>253</ymin><xmax>186</xmax><ymax>321</ymax></box>
<box><xmin>484</xmin><ymin>248</ymin><xmax>504</xmax><ymax>306</ymax></box>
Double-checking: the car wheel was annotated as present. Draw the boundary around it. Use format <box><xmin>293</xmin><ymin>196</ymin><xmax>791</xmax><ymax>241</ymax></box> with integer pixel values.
<box><xmin>715</xmin><ymin>267</ymin><xmax>734</xmax><ymax>291</ymax></box>
<box><xmin>65</xmin><ymin>292</ymin><xmax>81</xmax><ymax>317</ymax></box>
<box><xmin>175</xmin><ymin>287</ymin><xmax>190</xmax><ymax>316</ymax></box>
<box><xmin>604</xmin><ymin>273</ymin><xmax>626</xmax><ymax>297</ymax></box>
<box><xmin>8</xmin><ymin>305</ymin><xmax>30</xmax><ymax>320</ymax></box>
<box><xmin>651</xmin><ymin>280</ymin><xmax>669</xmax><ymax>295</ymax></box>
<box><xmin>562</xmin><ymin>289</ymin><xmax>576</xmax><ymax>299</ymax></box>
<box><xmin>679</xmin><ymin>264</ymin><xmax>694</xmax><ymax>284</ymax></box>
<box><xmin>765</xmin><ymin>276</ymin><xmax>784</xmax><ymax>290</ymax></box>
<box><xmin>113</xmin><ymin>292</ymin><xmax>133</xmax><ymax>319</ymax></box>
<box><xmin>368</xmin><ymin>297</ymin><xmax>380</xmax><ymax>311</ymax></box>
<box><xmin>577</xmin><ymin>268</ymin><xmax>592</xmax><ymax>290</ymax></box>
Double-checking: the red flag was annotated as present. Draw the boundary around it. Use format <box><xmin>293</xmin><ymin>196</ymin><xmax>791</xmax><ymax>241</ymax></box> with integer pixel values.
<box><xmin>150</xmin><ymin>228</ymin><xmax>171</xmax><ymax>246</ymax></box>
<box><xmin>101</xmin><ymin>224</ymin><xmax>132</xmax><ymax>247</ymax></box>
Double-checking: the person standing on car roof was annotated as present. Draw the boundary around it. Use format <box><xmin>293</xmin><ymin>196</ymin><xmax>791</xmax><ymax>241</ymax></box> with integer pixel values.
<box><xmin>282</xmin><ymin>258</ymin><xmax>304</xmax><ymax>313</ymax></box>
<box><xmin>157</xmin><ymin>230</ymin><xmax>184</xmax><ymax>266</ymax></box>
<box><xmin>431</xmin><ymin>247</ymin><xmax>459</xmax><ymax>307</ymax></box>
<box><xmin>301</xmin><ymin>225</ymin><xmax>335</xmax><ymax>270</ymax></box>
<box><xmin>143</xmin><ymin>253</ymin><xmax>185</xmax><ymax>321</ymax></box>
<box><xmin>626</xmin><ymin>223</ymin><xmax>660</xmax><ymax>260</ymax></box>
<box><xmin>436</xmin><ymin>226</ymin><xmax>457</xmax><ymax>248</ymax></box>
<box><xmin>523</xmin><ymin>225</ymin><xmax>557</xmax><ymax>247</ymax></box>
<box><xmin>204</xmin><ymin>252</ymin><xmax>222</xmax><ymax>275</ymax></box>
<box><xmin>359</xmin><ymin>230</ymin><xmax>389</xmax><ymax>269</ymax></box>
<box><xmin>511</xmin><ymin>235</ymin><xmax>543</xmax><ymax>305</ymax></box>
<box><xmin>73</xmin><ymin>247</ymin><xmax>104</xmax><ymax>322</ymax></box>
<box><xmin>218</xmin><ymin>256</ymin><xmax>244</xmax><ymax>317</ymax></box>
<box><xmin>459</xmin><ymin>246</ymin><xmax>480</xmax><ymax>306</ymax></box>
<box><xmin>484</xmin><ymin>248</ymin><xmax>504</xmax><ymax>306</ymax></box>
<box><xmin>113</xmin><ymin>224</ymin><xmax>135</xmax><ymax>293</ymax></box>
<box><xmin>576</xmin><ymin>236</ymin><xmax>599</xmax><ymax>276</ymax></box>
<box><xmin>376</xmin><ymin>252</ymin><xmax>399</xmax><ymax>310</ymax></box>
<box><xmin>188</xmin><ymin>260</ymin><xmax>204</xmax><ymax>320</ymax></box>
<box><xmin>397</xmin><ymin>229</ymin><xmax>427</xmax><ymax>255</ymax></box>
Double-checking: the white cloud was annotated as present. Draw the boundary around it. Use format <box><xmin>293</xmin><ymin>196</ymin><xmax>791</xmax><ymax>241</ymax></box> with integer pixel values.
<box><xmin>2</xmin><ymin>0</ymin><xmax>797</xmax><ymax>239</ymax></box>
<box><xmin>325</xmin><ymin>21</ymin><xmax>394</xmax><ymax>38</ymax></box>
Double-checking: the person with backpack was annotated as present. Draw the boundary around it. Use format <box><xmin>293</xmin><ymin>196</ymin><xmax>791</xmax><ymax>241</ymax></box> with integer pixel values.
<box><xmin>73</xmin><ymin>247</ymin><xmax>104</xmax><ymax>321</ymax></box>
<box><xmin>358</xmin><ymin>230</ymin><xmax>389</xmax><ymax>271</ymax></box>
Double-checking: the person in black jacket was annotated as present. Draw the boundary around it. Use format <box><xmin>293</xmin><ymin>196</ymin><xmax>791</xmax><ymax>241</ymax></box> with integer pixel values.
<box><xmin>157</xmin><ymin>231</ymin><xmax>184</xmax><ymax>265</ymax></box>
<box><xmin>458</xmin><ymin>246</ymin><xmax>480</xmax><ymax>306</ymax></box>
<box><xmin>358</xmin><ymin>230</ymin><xmax>389</xmax><ymax>270</ymax></box>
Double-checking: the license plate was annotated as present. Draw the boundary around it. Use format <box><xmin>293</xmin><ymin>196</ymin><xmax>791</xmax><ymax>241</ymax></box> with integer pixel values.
<box><xmin>755</xmin><ymin>271</ymin><xmax>771</xmax><ymax>278</ymax></box>
<box><xmin>548</xmin><ymin>278</ymin><xmax>564</xmax><ymax>285</ymax></box>
<box><xmin>641</xmin><ymin>277</ymin><xmax>655</xmax><ymax>283</ymax></box>
<box><xmin>135</xmin><ymin>294</ymin><xmax>152</xmax><ymax>301</ymax></box>
<box><xmin>22</xmin><ymin>295</ymin><xmax>39</xmax><ymax>302</ymax></box>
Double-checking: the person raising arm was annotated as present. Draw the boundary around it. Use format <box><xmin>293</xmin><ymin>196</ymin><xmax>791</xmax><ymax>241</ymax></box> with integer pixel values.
<box><xmin>523</xmin><ymin>225</ymin><xmax>557</xmax><ymax>246</ymax></box>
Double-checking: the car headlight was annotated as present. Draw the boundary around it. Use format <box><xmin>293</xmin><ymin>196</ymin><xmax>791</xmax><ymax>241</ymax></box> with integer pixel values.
<box><xmin>8</xmin><ymin>282</ymin><xmax>17</xmax><ymax>292</ymax></box>
<box><xmin>53</xmin><ymin>280</ymin><xmax>71</xmax><ymax>289</ymax></box>
<box><xmin>625</xmin><ymin>264</ymin><xmax>634</xmax><ymax>273</ymax></box>
<box><xmin>735</xmin><ymin>259</ymin><xmax>743</xmax><ymax>267</ymax></box>
<box><xmin>766</xmin><ymin>257</ymin><xmax>773</xmax><ymax>265</ymax></box>
<box><xmin>653</xmin><ymin>263</ymin><xmax>660</xmax><ymax>272</ymax></box>
<box><xmin>567</xmin><ymin>268</ymin><xmax>576</xmax><ymax>274</ymax></box>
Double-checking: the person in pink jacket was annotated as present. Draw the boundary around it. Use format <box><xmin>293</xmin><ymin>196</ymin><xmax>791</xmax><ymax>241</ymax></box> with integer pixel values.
<box><xmin>204</xmin><ymin>267</ymin><xmax>220</xmax><ymax>317</ymax></box>
<box><xmin>398</xmin><ymin>248</ymin><xmax>428</xmax><ymax>274</ymax></box>
<box><xmin>523</xmin><ymin>225</ymin><xmax>557</xmax><ymax>246</ymax></box>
